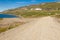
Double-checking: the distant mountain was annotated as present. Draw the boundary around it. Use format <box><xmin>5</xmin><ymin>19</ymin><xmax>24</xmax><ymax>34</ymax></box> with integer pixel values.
<box><xmin>2</xmin><ymin>2</ymin><xmax>60</xmax><ymax>17</ymax></box>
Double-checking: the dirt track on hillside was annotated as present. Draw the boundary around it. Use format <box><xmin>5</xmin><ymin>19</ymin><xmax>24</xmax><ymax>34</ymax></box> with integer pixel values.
<box><xmin>0</xmin><ymin>16</ymin><xmax>60</xmax><ymax>40</ymax></box>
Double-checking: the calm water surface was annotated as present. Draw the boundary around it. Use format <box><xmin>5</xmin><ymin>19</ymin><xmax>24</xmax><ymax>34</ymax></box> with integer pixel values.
<box><xmin>0</xmin><ymin>14</ymin><xmax>17</xmax><ymax>18</ymax></box>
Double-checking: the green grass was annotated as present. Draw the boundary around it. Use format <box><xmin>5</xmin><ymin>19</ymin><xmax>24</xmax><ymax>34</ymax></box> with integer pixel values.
<box><xmin>0</xmin><ymin>22</ymin><xmax>25</xmax><ymax>33</ymax></box>
<box><xmin>0</xmin><ymin>28</ymin><xmax>8</xmax><ymax>33</ymax></box>
<box><xmin>8</xmin><ymin>22</ymin><xmax>25</xmax><ymax>29</ymax></box>
<box><xmin>3</xmin><ymin>10</ymin><xmax>60</xmax><ymax>18</ymax></box>
<box><xmin>20</xmin><ymin>10</ymin><xmax>60</xmax><ymax>18</ymax></box>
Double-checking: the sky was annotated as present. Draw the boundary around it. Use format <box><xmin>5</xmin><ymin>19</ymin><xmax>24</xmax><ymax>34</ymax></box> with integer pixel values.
<box><xmin>0</xmin><ymin>0</ymin><xmax>58</xmax><ymax>12</ymax></box>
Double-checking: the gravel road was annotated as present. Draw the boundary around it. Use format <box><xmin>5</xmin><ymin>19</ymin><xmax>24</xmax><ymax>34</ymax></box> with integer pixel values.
<box><xmin>0</xmin><ymin>16</ymin><xmax>60</xmax><ymax>40</ymax></box>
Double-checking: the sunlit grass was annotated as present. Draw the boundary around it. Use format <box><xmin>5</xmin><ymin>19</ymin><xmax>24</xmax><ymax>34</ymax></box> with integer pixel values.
<box><xmin>0</xmin><ymin>22</ymin><xmax>25</xmax><ymax>33</ymax></box>
<box><xmin>0</xmin><ymin>28</ymin><xmax>8</xmax><ymax>33</ymax></box>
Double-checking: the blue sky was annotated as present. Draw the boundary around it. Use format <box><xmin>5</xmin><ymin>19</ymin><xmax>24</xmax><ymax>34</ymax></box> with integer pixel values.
<box><xmin>0</xmin><ymin>0</ymin><xmax>57</xmax><ymax>12</ymax></box>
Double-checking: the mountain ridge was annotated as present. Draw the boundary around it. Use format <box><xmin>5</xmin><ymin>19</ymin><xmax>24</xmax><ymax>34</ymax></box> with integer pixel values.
<box><xmin>2</xmin><ymin>2</ymin><xmax>60</xmax><ymax>17</ymax></box>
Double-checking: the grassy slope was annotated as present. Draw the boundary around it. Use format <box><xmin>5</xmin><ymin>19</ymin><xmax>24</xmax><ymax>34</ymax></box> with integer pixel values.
<box><xmin>2</xmin><ymin>2</ymin><xmax>60</xmax><ymax>17</ymax></box>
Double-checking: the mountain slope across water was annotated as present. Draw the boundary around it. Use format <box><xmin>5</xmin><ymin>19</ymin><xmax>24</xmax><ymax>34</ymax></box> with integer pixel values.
<box><xmin>2</xmin><ymin>2</ymin><xmax>60</xmax><ymax>17</ymax></box>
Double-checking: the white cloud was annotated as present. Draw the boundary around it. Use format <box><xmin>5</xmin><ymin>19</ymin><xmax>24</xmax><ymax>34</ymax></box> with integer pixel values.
<box><xmin>16</xmin><ymin>2</ymin><xmax>29</xmax><ymax>4</ymax></box>
<box><xmin>31</xmin><ymin>0</ymin><xmax>36</xmax><ymax>2</ymax></box>
<box><xmin>16</xmin><ymin>0</ymin><xmax>36</xmax><ymax>5</ymax></box>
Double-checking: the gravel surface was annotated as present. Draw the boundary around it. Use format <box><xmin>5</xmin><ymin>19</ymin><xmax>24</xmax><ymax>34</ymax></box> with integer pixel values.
<box><xmin>0</xmin><ymin>16</ymin><xmax>60</xmax><ymax>40</ymax></box>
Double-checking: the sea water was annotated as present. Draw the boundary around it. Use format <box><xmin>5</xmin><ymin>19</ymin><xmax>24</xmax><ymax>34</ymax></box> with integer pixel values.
<box><xmin>0</xmin><ymin>14</ymin><xmax>17</xmax><ymax>18</ymax></box>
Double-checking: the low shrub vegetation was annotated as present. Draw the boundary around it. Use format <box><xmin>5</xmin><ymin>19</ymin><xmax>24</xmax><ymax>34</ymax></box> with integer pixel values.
<box><xmin>0</xmin><ymin>22</ymin><xmax>25</xmax><ymax>33</ymax></box>
<box><xmin>54</xmin><ymin>15</ymin><xmax>60</xmax><ymax>18</ymax></box>
<box><xmin>0</xmin><ymin>18</ymin><xmax>3</xmax><ymax>20</ymax></box>
<box><xmin>0</xmin><ymin>28</ymin><xmax>8</xmax><ymax>33</ymax></box>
